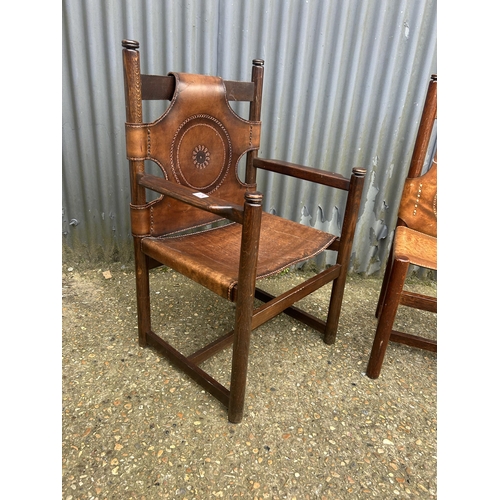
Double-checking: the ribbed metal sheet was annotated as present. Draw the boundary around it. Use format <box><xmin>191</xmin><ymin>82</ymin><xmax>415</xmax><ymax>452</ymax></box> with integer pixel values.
<box><xmin>62</xmin><ymin>0</ymin><xmax>437</xmax><ymax>274</ymax></box>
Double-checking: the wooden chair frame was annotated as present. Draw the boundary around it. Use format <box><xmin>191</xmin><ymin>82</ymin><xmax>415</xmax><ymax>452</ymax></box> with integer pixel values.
<box><xmin>366</xmin><ymin>75</ymin><xmax>437</xmax><ymax>379</ymax></box>
<box><xmin>122</xmin><ymin>40</ymin><xmax>366</xmax><ymax>422</ymax></box>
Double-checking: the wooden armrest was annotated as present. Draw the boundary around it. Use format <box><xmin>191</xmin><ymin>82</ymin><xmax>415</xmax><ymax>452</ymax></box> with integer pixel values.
<box><xmin>137</xmin><ymin>173</ymin><xmax>244</xmax><ymax>223</ymax></box>
<box><xmin>253</xmin><ymin>158</ymin><xmax>351</xmax><ymax>191</ymax></box>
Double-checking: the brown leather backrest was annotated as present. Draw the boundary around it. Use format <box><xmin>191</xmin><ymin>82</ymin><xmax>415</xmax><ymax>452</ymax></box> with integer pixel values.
<box><xmin>125</xmin><ymin>72</ymin><xmax>261</xmax><ymax>236</ymax></box>
<box><xmin>398</xmin><ymin>161</ymin><xmax>437</xmax><ymax>238</ymax></box>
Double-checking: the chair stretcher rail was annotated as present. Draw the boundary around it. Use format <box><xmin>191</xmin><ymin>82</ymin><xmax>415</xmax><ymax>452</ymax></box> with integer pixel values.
<box><xmin>146</xmin><ymin>330</ymin><xmax>230</xmax><ymax>406</ymax></box>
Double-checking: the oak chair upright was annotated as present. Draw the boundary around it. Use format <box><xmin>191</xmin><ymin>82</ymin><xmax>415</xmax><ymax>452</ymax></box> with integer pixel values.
<box><xmin>122</xmin><ymin>40</ymin><xmax>366</xmax><ymax>422</ymax></box>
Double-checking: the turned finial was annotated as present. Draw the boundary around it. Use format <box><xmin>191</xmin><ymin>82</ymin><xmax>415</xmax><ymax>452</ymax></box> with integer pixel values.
<box><xmin>122</xmin><ymin>40</ymin><xmax>139</xmax><ymax>49</ymax></box>
<box><xmin>245</xmin><ymin>191</ymin><xmax>263</xmax><ymax>205</ymax></box>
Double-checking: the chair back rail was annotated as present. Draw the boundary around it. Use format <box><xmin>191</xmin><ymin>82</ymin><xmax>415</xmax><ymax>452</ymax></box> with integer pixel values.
<box><xmin>141</xmin><ymin>74</ymin><xmax>256</xmax><ymax>102</ymax></box>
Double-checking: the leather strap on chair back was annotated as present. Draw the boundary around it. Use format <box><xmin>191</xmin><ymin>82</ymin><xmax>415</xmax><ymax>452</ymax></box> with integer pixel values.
<box><xmin>126</xmin><ymin>73</ymin><xmax>261</xmax><ymax>236</ymax></box>
<box><xmin>398</xmin><ymin>162</ymin><xmax>437</xmax><ymax>238</ymax></box>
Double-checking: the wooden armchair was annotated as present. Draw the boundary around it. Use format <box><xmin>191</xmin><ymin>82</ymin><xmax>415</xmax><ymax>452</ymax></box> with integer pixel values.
<box><xmin>122</xmin><ymin>40</ymin><xmax>366</xmax><ymax>422</ymax></box>
<box><xmin>366</xmin><ymin>75</ymin><xmax>437</xmax><ymax>379</ymax></box>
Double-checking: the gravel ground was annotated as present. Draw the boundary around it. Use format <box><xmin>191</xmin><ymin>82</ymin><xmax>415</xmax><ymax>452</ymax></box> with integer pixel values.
<box><xmin>62</xmin><ymin>262</ymin><xmax>437</xmax><ymax>499</ymax></box>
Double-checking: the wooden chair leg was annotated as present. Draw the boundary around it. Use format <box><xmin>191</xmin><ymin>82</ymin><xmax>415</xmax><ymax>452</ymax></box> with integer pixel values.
<box><xmin>324</xmin><ymin>166</ymin><xmax>366</xmax><ymax>344</ymax></box>
<box><xmin>366</xmin><ymin>256</ymin><xmax>410</xmax><ymax>379</ymax></box>
<box><xmin>375</xmin><ymin>243</ymin><xmax>395</xmax><ymax>319</ymax></box>
<box><xmin>228</xmin><ymin>191</ymin><xmax>262</xmax><ymax>423</ymax></box>
<box><xmin>323</xmin><ymin>273</ymin><xmax>346</xmax><ymax>345</ymax></box>
<box><xmin>133</xmin><ymin>238</ymin><xmax>151</xmax><ymax>348</ymax></box>
<box><xmin>227</xmin><ymin>297</ymin><xmax>255</xmax><ymax>423</ymax></box>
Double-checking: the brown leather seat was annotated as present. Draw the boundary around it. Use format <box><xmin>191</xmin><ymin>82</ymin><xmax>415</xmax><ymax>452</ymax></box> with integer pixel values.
<box><xmin>122</xmin><ymin>40</ymin><xmax>366</xmax><ymax>422</ymax></box>
<box><xmin>366</xmin><ymin>75</ymin><xmax>437</xmax><ymax>379</ymax></box>
<box><xmin>393</xmin><ymin>226</ymin><xmax>437</xmax><ymax>271</ymax></box>
<box><xmin>142</xmin><ymin>212</ymin><xmax>335</xmax><ymax>301</ymax></box>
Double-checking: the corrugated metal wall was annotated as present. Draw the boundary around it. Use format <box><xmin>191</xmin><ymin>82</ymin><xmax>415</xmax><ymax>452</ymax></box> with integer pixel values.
<box><xmin>62</xmin><ymin>0</ymin><xmax>437</xmax><ymax>275</ymax></box>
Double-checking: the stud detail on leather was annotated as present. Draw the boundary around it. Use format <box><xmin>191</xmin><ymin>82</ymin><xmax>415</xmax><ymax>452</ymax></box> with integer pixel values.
<box><xmin>192</xmin><ymin>145</ymin><xmax>211</xmax><ymax>169</ymax></box>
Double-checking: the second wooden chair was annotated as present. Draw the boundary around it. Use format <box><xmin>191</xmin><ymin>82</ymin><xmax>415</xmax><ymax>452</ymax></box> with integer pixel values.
<box><xmin>366</xmin><ymin>75</ymin><xmax>437</xmax><ymax>379</ymax></box>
